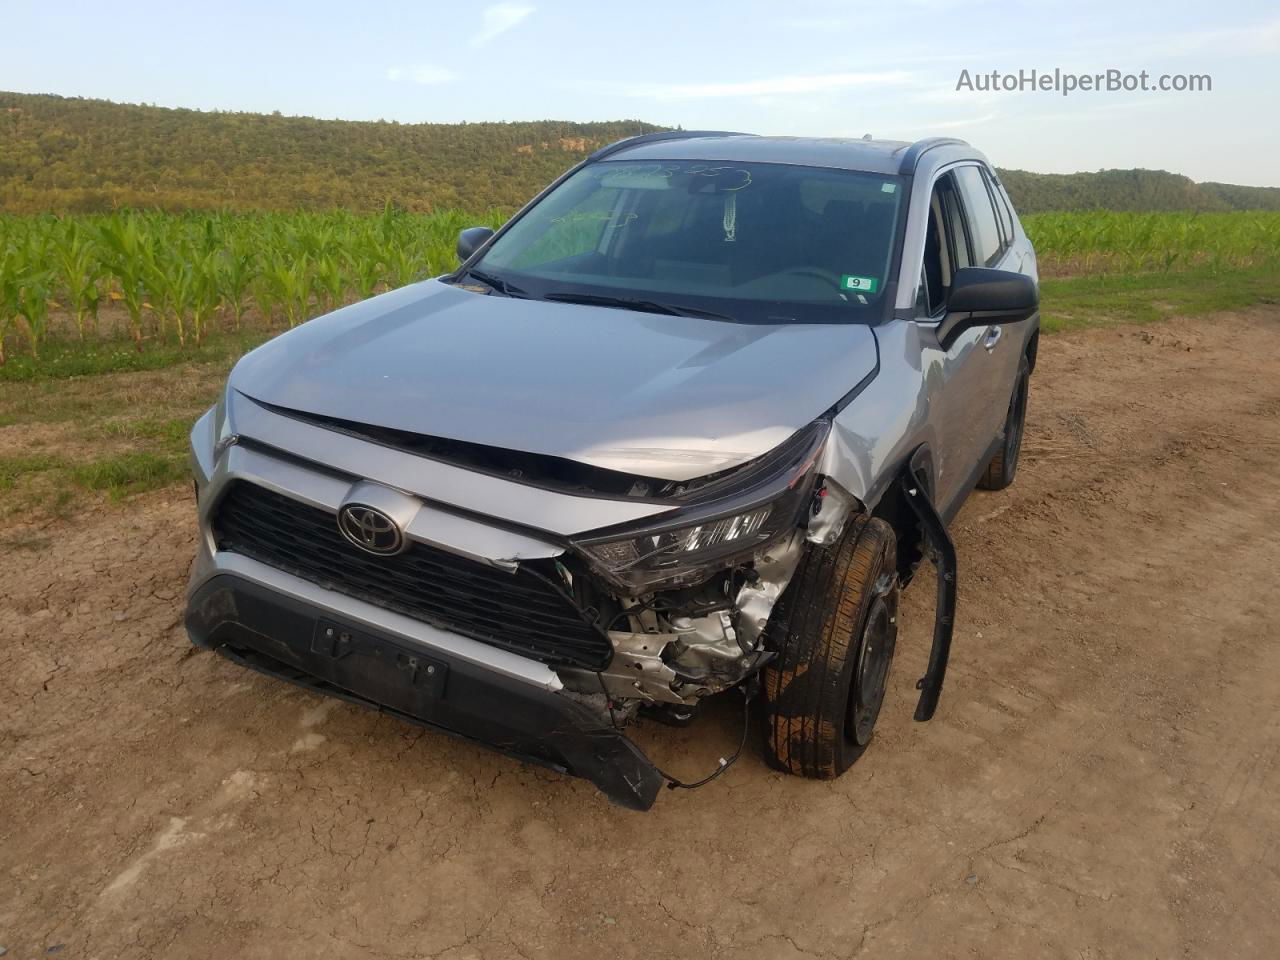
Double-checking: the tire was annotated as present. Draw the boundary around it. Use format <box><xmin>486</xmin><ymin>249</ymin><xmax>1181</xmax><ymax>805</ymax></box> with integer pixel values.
<box><xmin>978</xmin><ymin>355</ymin><xmax>1031</xmax><ymax>491</ymax></box>
<box><xmin>760</xmin><ymin>516</ymin><xmax>900</xmax><ymax>778</ymax></box>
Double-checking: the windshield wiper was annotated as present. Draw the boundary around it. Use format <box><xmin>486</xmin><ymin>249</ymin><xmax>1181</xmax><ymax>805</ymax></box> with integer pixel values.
<box><xmin>458</xmin><ymin>269</ymin><xmax>530</xmax><ymax>298</ymax></box>
<box><xmin>542</xmin><ymin>291</ymin><xmax>737</xmax><ymax>322</ymax></box>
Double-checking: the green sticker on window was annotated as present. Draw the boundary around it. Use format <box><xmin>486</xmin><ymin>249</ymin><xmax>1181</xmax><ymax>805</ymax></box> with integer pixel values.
<box><xmin>841</xmin><ymin>275</ymin><xmax>879</xmax><ymax>293</ymax></box>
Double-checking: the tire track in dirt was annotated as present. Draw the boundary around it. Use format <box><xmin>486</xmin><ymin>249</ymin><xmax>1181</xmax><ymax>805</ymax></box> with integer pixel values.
<box><xmin>1</xmin><ymin>307</ymin><xmax>1278</xmax><ymax>959</ymax></box>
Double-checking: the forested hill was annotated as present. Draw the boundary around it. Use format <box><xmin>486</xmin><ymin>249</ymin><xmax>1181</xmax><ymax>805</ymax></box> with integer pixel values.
<box><xmin>2</xmin><ymin>92</ymin><xmax>1277</xmax><ymax>215</ymax></box>
<box><xmin>0</xmin><ymin>93</ymin><xmax>661</xmax><ymax>213</ymax></box>
<box><xmin>998</xmin><ymin>168</ymin><xmax>1280</xmax><ymax>214</ymax></box>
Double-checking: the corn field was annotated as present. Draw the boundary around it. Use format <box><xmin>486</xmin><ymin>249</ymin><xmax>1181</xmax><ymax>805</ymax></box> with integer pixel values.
<box><xmin>2</xmin><ymin>208</ymin><xmax>1279</xmax><ymax>364</ymax></box>
<box><xmin>1021</xmin><ymin>211</ymin><xmax>1280</xmax><ymax>276</ymax></box>
<box><xmin>0</xmin><ymin>207</ymin><xmax>506</xmax><ymax>364</ymax></box>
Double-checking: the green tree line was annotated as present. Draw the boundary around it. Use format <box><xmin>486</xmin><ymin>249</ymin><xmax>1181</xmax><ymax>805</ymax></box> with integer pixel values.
<box><xmin>3</xmin><ymin>92</ymin><xmax>1278</xmax><ymax>215</ymax></box>
<box><xmin>0</xmin><ymin>92</ymin><xmax>660</xmax><ymax>213</ymax></box>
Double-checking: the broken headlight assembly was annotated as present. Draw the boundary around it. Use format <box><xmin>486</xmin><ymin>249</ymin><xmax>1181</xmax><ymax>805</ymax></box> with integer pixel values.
<box><xmin>573</xmin><ymin>420</ymin><xmax>830</xmax><ymax>593</ymax></box>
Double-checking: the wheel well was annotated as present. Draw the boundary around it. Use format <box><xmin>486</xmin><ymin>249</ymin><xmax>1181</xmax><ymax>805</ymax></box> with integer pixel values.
<box><xmin>1026</xmin><ymin>329</ymin><xmax>1040</xmax><ymax>373</ymax></box>
<box><xmin>871</xmin><ymin>471</ymin><xmax>928</xmax><ymax>586</ymax></box>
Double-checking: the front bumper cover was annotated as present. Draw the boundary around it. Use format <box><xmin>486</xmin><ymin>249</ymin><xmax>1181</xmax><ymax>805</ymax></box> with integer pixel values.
<box><xmin>186</xmin><ymin>574</ymin><xmax>664</xmax><ymax>810</ymax></box>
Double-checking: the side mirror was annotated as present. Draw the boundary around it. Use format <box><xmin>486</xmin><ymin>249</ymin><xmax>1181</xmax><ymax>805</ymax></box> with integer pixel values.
<box><xmin>938</xmin><ymin>267</ymin><xmax>1038</xmax><ymax>348</ymax></box>
<box><xmin>456</xmin><ymin>226</ymin><xmax>495</xmax><ymax>263</ymax></box>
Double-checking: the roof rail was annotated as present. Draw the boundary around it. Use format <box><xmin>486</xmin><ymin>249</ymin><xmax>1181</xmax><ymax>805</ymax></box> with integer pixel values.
<box><xmin>588</xmin><ymin>130</ymin><xmax>754</xmax><ymax>162</ymax></box>
<box><xmin>897</xmin><ymin>137</ymin><xmax>970</xmax><ymax>175</ymax></box>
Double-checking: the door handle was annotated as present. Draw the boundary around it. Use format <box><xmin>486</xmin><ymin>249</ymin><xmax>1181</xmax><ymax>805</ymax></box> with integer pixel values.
<box><xmin>984</xmin><ymin>325</ymin><xmax>1002</xmax><ymax>351</ymax></box>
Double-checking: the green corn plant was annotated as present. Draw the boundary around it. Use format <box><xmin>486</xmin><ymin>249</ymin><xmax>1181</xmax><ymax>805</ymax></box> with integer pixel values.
<box><xmin>311</xmin><ymin>253</ymin><xmax>347</xmax><ymax>313</ymax></box>
<box><xmin>15</xmin><ymin>263</ymin><xmax>54</xmax><ymax>358</ymax></box>
<box><xmin>0</xmin><ymin>245</ymin><xmax>20</xmax><ymax>366</ymax></box>
<box><xmin>380</xmin><ymin>245</ymin><xmax>422</xmax><ymax>290</ymax></box>
<box><xmin>97</xmin><ymin>215</ymin><xmax>152</xmax><ymax>351</ymax></box>
<box><xmin>351</xmin><ymin>252</ymin><xmax>383</xmax><ymax>301</ymax></box>
<box><xmin>266</xmin><ymin>253</ymin><xmax>311</xmax><ymax>328</ymax></box>
<box><xmin>155</xmin><ymin>255</ymin><xmax>194</xmax><ymax>346</ymax></box>
<box><xmin>250</xmin><ymin>271</ymin><xmax>279</xmax><ymax>327</ymax></box>
<box><xmin>217</xmin><ymin>244</ymin><xmax>257</xmax><ymax>331</ymax></box>
<box><xmin>188</xmin><ymin>250</ymin><xmax>220</xmax><ymax>345</ymax></box>
<box><xmin>55</xmin><ymin>222</ymin><xmax>103</xmax><ymax>339</ymax></box>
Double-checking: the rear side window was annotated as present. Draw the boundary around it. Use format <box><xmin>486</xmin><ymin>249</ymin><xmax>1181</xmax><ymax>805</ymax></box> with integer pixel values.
<box><xmin>953</xmin><ymin>165</ymin><xmax>1004</xmax><ymax>267</ymax></box>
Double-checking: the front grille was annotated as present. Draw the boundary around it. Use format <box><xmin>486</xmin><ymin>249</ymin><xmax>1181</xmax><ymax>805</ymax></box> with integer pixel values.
<box><xmin>212</xmin><ymin>481</ymin><xmax>612</xmax><ymax>670</ymax></box>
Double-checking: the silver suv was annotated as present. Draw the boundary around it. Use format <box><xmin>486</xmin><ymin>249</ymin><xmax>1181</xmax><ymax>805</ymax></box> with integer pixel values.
<box><xmin>186</xmin><ymin>132</ymin><xmax>1038</xmax><ymax>809</ymax></box>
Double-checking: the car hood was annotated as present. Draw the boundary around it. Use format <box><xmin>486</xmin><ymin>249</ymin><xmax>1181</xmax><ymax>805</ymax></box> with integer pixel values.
<box><xmin>230</xmin><ymin>279</ymin><xmax>879</xmax><ymax>482</ymax></box>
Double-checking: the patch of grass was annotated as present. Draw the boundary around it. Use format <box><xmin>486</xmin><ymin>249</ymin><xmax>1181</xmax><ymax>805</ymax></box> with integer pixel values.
<box><xmin>0</xmin><ymin>452</ymin><xmax>66</xmax><ymax>489</ymax></box>
<box><xmin>0</xmin><ymin>361</ymin><xmax>227</xmax><ymax>430</ymax></box>
<box><xmin>92</xmin><ymin>415</ymin><xmax>195</xmax><ymax>452</ymax></box>
<box><xmin>1041</xmin><ymin>264</ymin><xmax>1280</xmax><ymax>333</ymax></box>
<box><xmin>0</xmin><ymin>358</ymin><xmax>215</xmax><ymax>520</ymax></box>
<box><xmin>68</xmin><ymin>451</ymin><xmax>189</xmax><ymax>499</ymax></box>
<box><xmin>0</xmin><ymin>330</ymin><xmax>271</xmax><ymax>383</ymax></box>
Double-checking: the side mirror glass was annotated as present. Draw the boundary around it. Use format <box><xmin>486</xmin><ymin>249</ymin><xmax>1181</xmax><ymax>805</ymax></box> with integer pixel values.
<box><xmin>939</xmin><ymin>267</ymin><xmax>1038</xmax><ymax>347</ymax></box>
<box><xmin>456</xmin><ymin>226</ymin><xmax>495</xmax><ymax>263</ymax></box>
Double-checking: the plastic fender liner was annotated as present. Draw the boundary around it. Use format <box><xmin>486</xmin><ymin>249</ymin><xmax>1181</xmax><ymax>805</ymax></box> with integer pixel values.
<box><xmin>898</xmin><ymin>445</ymin><xmax>958</xmax><ymax>721</ymax></box>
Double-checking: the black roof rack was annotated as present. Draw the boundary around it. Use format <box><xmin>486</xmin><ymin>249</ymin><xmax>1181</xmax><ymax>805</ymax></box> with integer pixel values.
<box><xmin>897</xmin><ymin>137</ymin><xmax>970</xmax><ymax>175</ymax></box>
<box><xmin>588</xmin><ymin>130</ymin><xmax>754</xmax><ymax>162</ymax></box>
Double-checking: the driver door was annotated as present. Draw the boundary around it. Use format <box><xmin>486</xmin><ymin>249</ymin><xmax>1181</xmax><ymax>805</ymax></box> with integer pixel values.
<box><xmin>914</xmin><ymin>171</ymin><xmax>998</xmax><ymax>514</ymax></box>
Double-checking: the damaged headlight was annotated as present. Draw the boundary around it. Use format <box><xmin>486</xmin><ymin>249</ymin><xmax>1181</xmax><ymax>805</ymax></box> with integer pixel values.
<box><xmin>574</xmin><ymin>420</ymin><xmax>829</xmax><ymax>593</ymax></box>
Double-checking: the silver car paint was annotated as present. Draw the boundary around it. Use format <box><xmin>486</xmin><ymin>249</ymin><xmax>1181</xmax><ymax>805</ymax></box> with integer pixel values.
<box><xmin>229</xmin><ymin>279</ymin><xmax>879</xmax><ymax>484</ymax></box>
<box><xmin>189</xmin><ymin>135</ymin><xmax>1038</xmax><ymax>706</ymax></box>
<box><xmin>822</xmin><ymin>148</ymin><xmax>1038</xmax><ymax>511</ymax></box>
<box><xmin>613</xmin><ymin>135</ymin><xmax>912</xmax><ymax>176</ymax></box>
<box><xmin>223</xmin><ymin>389</ymin><xmax>674</xmax><ymax>536</ymax></box>
<box><xmin>189</xmin><ymin>411</ymin><xmax>571</xmax><ymax>688</ymax></box>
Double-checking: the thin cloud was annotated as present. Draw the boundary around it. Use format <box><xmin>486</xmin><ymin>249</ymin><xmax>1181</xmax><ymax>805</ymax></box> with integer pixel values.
<box><xmin>386</xmin><ymin>65</ymin><xmax>457</xmax><ymax>86</ymax></box>
<box><xmin>1147</xmin><ymin>15</ymin><xmax>1280</xmax><ymax>57</ymax></box>
<box><xmin>1060</xmin><ymin>14</ymin><xmax>1280</xmax><ymax>60</ymax></box>
<box><xmin>623</xmin><ymin>71</ymin><xmax>913</xmax><ymax>101</ymax></box>
<box><xmin>910</xmin><ymin>85</ymin><xmax>1002</xmax><ymax>106</ymax></box>
<box><xmin>925</xmin><ymin>112</ymin><xmax>999</xmax><ymax>130</ymax></box>
<box><xmin>471</xmin><ymin>3</ymin><xmax>535</xmax><ymax>47</ymax></box>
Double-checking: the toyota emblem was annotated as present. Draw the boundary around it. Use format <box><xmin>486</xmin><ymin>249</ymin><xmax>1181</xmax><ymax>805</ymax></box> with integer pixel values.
<box><xmin>337</xmin><ymin>504</ymin><xmax>404</xmax><ymax>556</ymax></box>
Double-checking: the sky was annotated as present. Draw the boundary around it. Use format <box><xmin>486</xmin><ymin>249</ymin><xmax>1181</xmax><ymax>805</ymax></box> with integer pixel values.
<box><xmin>3</xmin><ymin>0</ymin><xmax>1278</xmax><ymax>186</ymax></box>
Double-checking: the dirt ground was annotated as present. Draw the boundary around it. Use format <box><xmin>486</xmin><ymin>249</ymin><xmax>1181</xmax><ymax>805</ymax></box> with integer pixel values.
<box><xmin>3</xmin><ymin>308</ymin><xmax>1279</xmax><ymax>959</ymax></box>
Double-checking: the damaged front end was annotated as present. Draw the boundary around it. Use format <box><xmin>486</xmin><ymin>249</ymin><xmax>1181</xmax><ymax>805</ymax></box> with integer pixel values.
<box><xmin>554</xmin><ymin>419</ymin><xmax>859</xmax><ymax>716</ymax></box>
<box><xmin>189</xmin><ymin>394</ymin><xmax>864</xmax><ymax>811</ymax></box>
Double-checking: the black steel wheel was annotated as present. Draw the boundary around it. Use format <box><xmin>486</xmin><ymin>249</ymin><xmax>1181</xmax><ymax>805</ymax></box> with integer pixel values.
<box><xmin>760</xmin><ymin>517</ymin><xmax>900</xmax><ymax>778</ymax></box>
<box><xmin>978</xmin><ymin>355</ymin><xmax>1031</xmax><ymax>491</ymax></box>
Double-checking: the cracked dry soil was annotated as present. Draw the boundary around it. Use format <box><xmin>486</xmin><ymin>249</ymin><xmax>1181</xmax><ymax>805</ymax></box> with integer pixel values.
<box><xmin>2</xmin><ymin>309</ymin><xmax>1279</xmax><ymax>959</ymax></box>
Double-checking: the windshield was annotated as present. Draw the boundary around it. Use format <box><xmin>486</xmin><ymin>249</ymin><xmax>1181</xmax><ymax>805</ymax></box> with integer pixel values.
<box><xmin>470</xmin><ymin>159</ymin><xmax>904</xmax><ymax>323</ymax></box>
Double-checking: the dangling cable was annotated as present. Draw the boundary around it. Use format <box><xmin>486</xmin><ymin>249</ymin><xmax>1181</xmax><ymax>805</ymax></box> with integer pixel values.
<box><xmin>654</xmin><ymin>684</ymin><xmax>754</xmax><ymax>791</ymax></box>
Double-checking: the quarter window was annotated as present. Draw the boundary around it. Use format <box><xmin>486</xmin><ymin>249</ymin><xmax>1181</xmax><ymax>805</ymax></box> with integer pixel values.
<box><xmin>920</xmin><ymin>173</ymin><xmax>969</xmax><ymax>316</ymax></box>
<box><xmin>985</xmin><ymin>170</ymin><xmax>1015</xmax><ymax>245</ymax></box>
<box><xmin>953</xmin><ymin>165</ymin><xmax>1004</xmax><ymax>267</ymax></box>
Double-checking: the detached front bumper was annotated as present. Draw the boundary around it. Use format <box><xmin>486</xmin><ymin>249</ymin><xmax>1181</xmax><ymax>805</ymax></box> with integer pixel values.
<box><xmin>185</xmin><ymin>569</ymin><xmax>664</xmax><ymax>811</ymax></box>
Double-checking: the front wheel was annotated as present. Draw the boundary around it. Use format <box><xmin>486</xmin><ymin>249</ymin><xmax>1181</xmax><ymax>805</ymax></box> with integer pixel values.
<box><xmin>760</xmin><ymin>517</ymin><xmax>899</xmax><ymax>778</ymax></box>
<box><xmin>978</xmin><ymin>356</ymin><xmax>1031</xmax><ymax>491</ymax></box>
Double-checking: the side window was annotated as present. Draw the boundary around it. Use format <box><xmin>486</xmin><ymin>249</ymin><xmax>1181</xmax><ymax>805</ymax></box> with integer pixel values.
<box><xmin>920</xmin><ymin>173</ymin><xmax>968</xmax><ymax>316</ymax></box>
<box><xmin>985</xmin><ymin>169</ymin><xmax>1015</xmax><ymax>245</ymax></box>
<box><xmin>940</xmin><ymin>184</ymin><xmax>972</xmax><ymax>269</ymax></box>
<box><xmin>953</xmin><ymin>165</ymin><xmax>1003</xmax><ymax>267</ymax></box>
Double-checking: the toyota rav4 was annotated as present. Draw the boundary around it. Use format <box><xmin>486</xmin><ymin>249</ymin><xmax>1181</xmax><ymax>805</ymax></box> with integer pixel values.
<box><xmin>185</xmin><ymin>132</ymin><xmax>1039</xmax><ymax>810</ymax></box>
